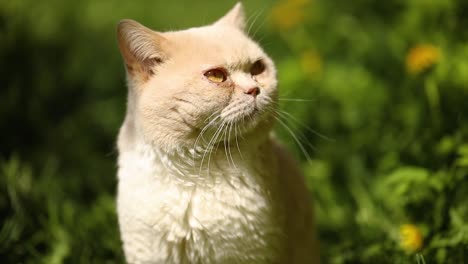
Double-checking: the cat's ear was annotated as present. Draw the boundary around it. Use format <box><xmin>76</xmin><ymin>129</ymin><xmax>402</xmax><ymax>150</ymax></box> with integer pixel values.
<box><xmin>117</xmin><ymin>19</ymin><xmax>169</xmax><ymax>81</ymax></box>
<box><xmin>214</xmin><ymin>2</ymin><xmax>246</xmax><ymax>31</ymax></box>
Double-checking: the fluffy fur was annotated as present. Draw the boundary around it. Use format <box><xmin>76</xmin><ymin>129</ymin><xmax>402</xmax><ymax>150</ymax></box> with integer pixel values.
<box><xmin>116</xmin><ymin>3</ymin><xmax>320</xmax><ymax>263</ymax></box>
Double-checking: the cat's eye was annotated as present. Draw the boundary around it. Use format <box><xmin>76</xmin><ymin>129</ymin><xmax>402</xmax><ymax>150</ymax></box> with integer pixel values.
<box><xmin>250</xmin><ymin>60</ymin><xmax>266</xmax><ymax>75</ymax></box>
<box><xmin>204</xmin><ymin>69</ymin><xmax>227</xmax><ymax>83</ymax></box>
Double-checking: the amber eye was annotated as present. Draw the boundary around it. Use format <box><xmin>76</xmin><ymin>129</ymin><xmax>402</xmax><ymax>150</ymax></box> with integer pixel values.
<box><xmin>251</xmin><ymin>60</ymin><xmax>266</xmax><ymax>75</ymax></box>
<box><xmin>204</xmin><ymin>69</ymin><xmax>227</xmax><ymax>83</ymax></box>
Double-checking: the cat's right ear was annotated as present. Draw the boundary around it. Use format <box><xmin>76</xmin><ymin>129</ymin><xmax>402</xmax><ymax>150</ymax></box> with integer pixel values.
<box><xmin>117</xmin><ymin>19</ymin><xmax>168</xmax><ymax>82</ymax></box>
<box><xmin>215</xmin><ymin>2</ymin><xmax>246</xmax><ymax>31</ymax></box>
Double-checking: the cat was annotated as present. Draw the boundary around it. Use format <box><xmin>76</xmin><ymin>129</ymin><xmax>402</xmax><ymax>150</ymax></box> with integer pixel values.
<box><xmin>116</xmin><ymin>3</ymin><xmax>320</xmax><ymax>263</ymax></box>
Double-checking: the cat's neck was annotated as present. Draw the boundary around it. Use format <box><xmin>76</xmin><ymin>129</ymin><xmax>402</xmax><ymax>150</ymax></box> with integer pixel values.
<box><xmin>117</xmin><ymin>117</ymin><xmax>274</xmax><ymax>186</ymax></box>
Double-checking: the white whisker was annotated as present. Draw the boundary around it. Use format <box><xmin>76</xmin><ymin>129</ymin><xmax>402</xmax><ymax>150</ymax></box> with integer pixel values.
<box><xmin>274</xmin><ymin>111</ymin><xmax>318</xmax><ymax>152</ymax></box>
<box><xmin>266</xmin><ymin>104</ymin><xmax>311</xmax><ymax>141</ymax></box>
<box><xmin>274</xmin><ymin>115</ymin><xmax>312</xmax><ymax>161</ymax></box>
<box><xmin>234</xmin><ymin>122</ymin><xmax>244</xmax><ymax>160</ymax></box>
<box><xmin>227</xmin><ymin>120</ymin><xmax>237</xmax><ymax>169</ymax></box>
<box><xmin>206</xmin><ymin>121</ymin><xmax>227</xmax><ymax>177</ymax></box>
<box><xmin>276</xmin><ymin>109</ymin><xmax>333</xmax><ymax>141</ymax></box>
<box><xmin>193</xmin><ymin>114</ymin><xmax>221</xmax><ymax>163</ymax></box>
<box><xmin>223</xmin><ymin>120</ymin><xmax>232</xmax><ymax>168</ymax></box>
<box><xmin>278</xmin><ymin>98</ymin><xmax>317</xmax><ymax>102</ymax></box>
<box><xmin>247</xmin><ymin>9</ymin><xmax>263</xmax><ymax>37</ymax></box>
<box><xmin>199</xmin><ymin>120</ymin><xmax>224</xmax><ymax>177</ymax></box>
<box><xmin>251</xmin><ymin>12</ymin><xmax>266</xmax><ymax>39</ymax></box>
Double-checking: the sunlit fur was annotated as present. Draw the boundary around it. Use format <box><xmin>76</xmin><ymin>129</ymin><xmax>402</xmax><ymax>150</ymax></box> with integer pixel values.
<box><xmin>116</xmin><ymin>3</ymin><xmax>320</xmax><ymax>263</ymax></box>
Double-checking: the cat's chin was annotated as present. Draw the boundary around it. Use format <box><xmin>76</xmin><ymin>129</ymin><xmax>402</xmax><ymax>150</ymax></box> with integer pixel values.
<box><xmin>178</xmin><ymin>109</ymin><xmax>272</xmax><ymax>154</ymax></box>
<box><xmin>218</xmin><ymin>109</ymin><xmax>274</xmax><ymax>144</ymax></box>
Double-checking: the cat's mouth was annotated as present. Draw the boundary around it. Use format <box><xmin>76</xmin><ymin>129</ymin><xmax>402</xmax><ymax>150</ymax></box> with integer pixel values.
<box><xmin>221</xmin><ymin>104</ymin><xmax>270</xmax><ymax>133</ymax></box>
<box><xmin>192</xmin><ymin>103</ymin><xmax>273</xmax><ymax>152</ymax></box>
<box><xmin>191</xmin><ymin>98</ymin><xmax>274</xmax><ymax>148</ymax></box>
<box><xmin>220</xmin><ymin>101</ymin><xmax>259</xmax><ymax>122</ymax></box>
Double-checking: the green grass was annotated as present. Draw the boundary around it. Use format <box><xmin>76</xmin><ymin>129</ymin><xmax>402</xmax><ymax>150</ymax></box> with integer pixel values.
<box><xmin>1</xmin><ymin>0</ymin><xmax>468</xmax><ymax>263</ymax></box>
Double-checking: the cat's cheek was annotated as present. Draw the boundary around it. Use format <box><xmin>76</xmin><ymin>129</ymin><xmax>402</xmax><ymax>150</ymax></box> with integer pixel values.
<box><xmin>201</xmin><ymin>84</ymin><xmax>234</xmax><ymax>107</ymax></box>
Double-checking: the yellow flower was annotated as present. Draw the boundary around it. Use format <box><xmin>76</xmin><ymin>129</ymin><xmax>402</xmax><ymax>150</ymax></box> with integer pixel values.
<box><xmin>301</xmin><ymin>50</ymin><xmax>322</xmax><ymax>76</ymax></box>
<box><xmin>406</xmin><ymin>44</ymin><xmax>440</xmax><ymax>75</ymax></box>
<box><xmin>270</xmin><ymin>0</ymin><xmax>312</xmax><ymax>30</ymax></box>
<box><xmin>400</xmin><ymin>224</ymin><xmax>423</xmax><ymax>252</ymax></box>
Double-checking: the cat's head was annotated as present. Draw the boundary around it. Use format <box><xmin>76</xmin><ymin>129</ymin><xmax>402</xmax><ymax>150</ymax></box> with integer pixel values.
<box><xmin>117</xmin><ymin>3</ymin><xmax>278</xmax><ymax>152</ymax></box>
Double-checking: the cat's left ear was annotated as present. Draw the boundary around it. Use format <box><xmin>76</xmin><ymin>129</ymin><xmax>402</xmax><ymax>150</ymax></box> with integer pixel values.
<box><xmin>117</xmin><ymin>19</ymin><xmax>169</xmax><ymax>83</ymax></box>
<box><xmin>214</xmin><ymin>2</ymin><xmax>246</xmax><ymax>31</ymax></box>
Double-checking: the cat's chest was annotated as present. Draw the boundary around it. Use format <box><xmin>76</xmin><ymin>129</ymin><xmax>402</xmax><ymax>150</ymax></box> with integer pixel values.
<box><xmin>118</xmin><ymin>152</ymin><xmax>285</xmax><ymax>262</ymax></box>
<box><xmin>134</xmin><ymin>162</ymin><xmax>279</xmax><ymax>232</ymax></box>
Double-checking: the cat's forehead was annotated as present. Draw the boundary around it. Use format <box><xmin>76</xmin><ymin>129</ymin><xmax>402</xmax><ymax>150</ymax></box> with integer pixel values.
<box><xmin>165</xmin><ymin>25</ymin><xmax>265</xmax><ymax>65</ymax></box>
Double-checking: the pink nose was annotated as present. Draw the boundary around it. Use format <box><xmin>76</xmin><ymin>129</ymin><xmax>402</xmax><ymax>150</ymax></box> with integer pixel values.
<box><xmin>245</xmin><ymin>87</ymin><xmax>260</xmax><ymax>97</ymax></box>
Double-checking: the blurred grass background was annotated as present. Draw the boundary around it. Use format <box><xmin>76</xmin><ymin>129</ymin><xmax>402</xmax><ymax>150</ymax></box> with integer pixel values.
<box><xmin>1</xmin><ymin>0</ymin><xmax>468</xmax><ymax>263</ymax></box>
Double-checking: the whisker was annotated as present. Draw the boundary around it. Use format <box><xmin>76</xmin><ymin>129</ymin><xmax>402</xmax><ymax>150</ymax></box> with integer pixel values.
<box><xmin>206</xmin><ymin>121</ymin><xmax>227</xmax><ymax>177</ymax></box>
<box><xmin>234</xmin><ymin>122</ymin><xmax>244</xmax><ymax>160</ymax></box>
<box><xmin>192</xmin><ymin>114</ymin><xmax>221</xmax><ymax>162</ymax></box>
<box><xmin>251</xmin><ymin>11</ymin><xmax>266</xmax><ymax>39</ymax></box>
<box><xmin>247</xmin><ymin>9</ymin><xmax>263</xmax><ymax>37</ymax></box>
<box><xmin>255</xmin><ymin>32</ymin><xmax>269</xmax><ymax>45</ymax></box>
<box><xmin>223</xmin><ymin>120</ymin><xmax>233</xmax><ymax>168</ymax></box>
<box><xmin>199</xmin><ymin>120</ymin><xmax>224</xmax><ymax>177</ymax></box>
<box><xmin>265</xmin><ymin>105</ymin><xmax>311</xmax><ymax>143</ymax></box>
<box><xmin>266</xmin><ymin>99</ymin><xmax>331</xmax><ymax>141</ymax></box>
<box><xmin>277</xmin><ymin>89</ymin><xmax>295</xmax><ymax>98</ymax></box>
<box><xmin>278</xmin><ymin>98</ymin><xmax>317</xmax><ymax>102</ymax></box>
<box><xmin>274</xmin><ymin>111</ymin><xmax>319</xmax><ymax>153</ymax></box>
<box><xmin>274</xmin><ymin>116</ymin><xmax>312</xmax><ymax>161</ymax></box>
<box><xmin>227</xmin><ymin>120</ymin><xmax>237</xmax><ymax>169</ymax></box>
<box><xmin>245</xmin><ymin>8</ymin><xmax>260</xmax><ymax>32</ymax></box>
<box><xmin>276</xmin><ymin>109</ymin><xmax>333</xmax><ymax>141</ymax></box>
<box><xmin>203</xmin><ymin>110</ymin><xmax>221</xmax><ymax>124</ymax></box>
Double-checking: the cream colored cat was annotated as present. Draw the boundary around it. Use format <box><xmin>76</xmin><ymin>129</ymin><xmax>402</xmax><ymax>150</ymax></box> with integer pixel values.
<box><xmin>116</xmin><ymin>3</ymin><xmax>319</xmax><ymax>264</ymax></box>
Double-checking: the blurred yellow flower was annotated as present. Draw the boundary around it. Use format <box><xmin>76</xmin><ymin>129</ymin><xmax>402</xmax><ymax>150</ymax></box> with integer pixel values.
<box><xmin>301</xmin><ymin>50</ymin><xmax>322</xmax><ymax>76</ymax></box>
<box><xmin>400</xmin><ymin>224</ymin><xmax>423</xmax><ymax>252</ymax></box>
<box><xmin>406</xmin><ymin>44</ymin><xmax>440</xmax><ymax>75</ymax></box>
<box><xmin>270</xmin><ymin>0</ymin><xmax>312</xmax><ymax>30</ymax></box>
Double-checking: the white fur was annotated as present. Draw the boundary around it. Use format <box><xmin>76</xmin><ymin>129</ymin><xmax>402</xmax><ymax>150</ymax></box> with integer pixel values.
<box><xmin>118</xmin><ymin>136</ymin><xmax>287</xmax><ymax>263</ymax></box>
<box><xmin>116</xmin><ymin>3</ymin><xmax>319</xmax><ymax>263</ymax></box>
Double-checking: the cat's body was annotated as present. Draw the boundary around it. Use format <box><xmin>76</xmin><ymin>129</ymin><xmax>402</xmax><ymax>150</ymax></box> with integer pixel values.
<box><xmin>116</xmin><ymin>3</ymin><xmax>319</xmax><ymax>263</ymax></box>
<box><xmin>118</xmin><ymin>133</ymin><xmax>317</xmax><ymax>263</ymax></box>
